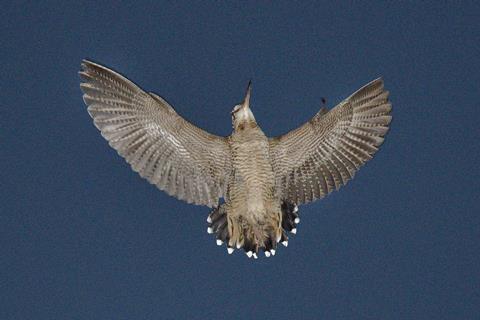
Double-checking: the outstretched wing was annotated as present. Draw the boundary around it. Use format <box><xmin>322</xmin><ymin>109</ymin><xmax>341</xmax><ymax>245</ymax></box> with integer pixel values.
<box><xmin>269</xmin><ymin>78</ymin><xmax>391</xmax><ymax>205</ymax></box>
<box><xmin>80</xmin><ymin>60</ymin><xmax>231</xmax><ymax>207</ymax></box>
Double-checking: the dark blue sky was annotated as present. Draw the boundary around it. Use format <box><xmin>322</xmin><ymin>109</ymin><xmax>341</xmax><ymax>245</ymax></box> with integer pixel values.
<box><xmin>2</xmin><ymin>2</ymin><xmax>479</xmax><ymax>319</ymax></box>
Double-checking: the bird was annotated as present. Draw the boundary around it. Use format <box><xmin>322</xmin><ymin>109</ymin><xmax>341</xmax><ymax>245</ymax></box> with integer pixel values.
<box><xmin>79</xmin><ymin>60</ymin><xmax>392</xmax><ymax>259</ymax></box>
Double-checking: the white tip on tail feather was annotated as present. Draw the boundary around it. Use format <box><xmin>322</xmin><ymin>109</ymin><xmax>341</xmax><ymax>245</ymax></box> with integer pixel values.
<box><xmin>282</xmin><ymin>241</ymin><xmax>288</xmax><ymax>247</ymax></box>
<box><xmin>207</xmin><ymin>216</ymin><xmax>212</xmax><ymax>223</ymax></box>
<box><xmin>294</xmin><ymin>217</ymin><xmax>300</xmax><ymax>224</ymax></box>
<box><xmin>216</xmin><ymin>239</ymin><xmax>223</xmax><ymax>246</ymax></box>
<box><xmin>246</xmin><ymin>251</ymin><xmax>253</xmax><ymax>258</ymax></box>
<box><xmin>265</xmin><ymin>251</ymin><xmax>271</xmax><ymax>257</ymax></box>
<box><xmin>207</xmin><ymin>227</ymin><xmax>213</xmax><ymax>234</ymax></box>
<box><xmin>291</xmin><ymin>228</ymin><xmax>297</xmax><ymax>234</ymax></box>
<box><xmin>227</xmin><ymin>247</ymin><xmax>234</xmax><ymax>254</ymax></box>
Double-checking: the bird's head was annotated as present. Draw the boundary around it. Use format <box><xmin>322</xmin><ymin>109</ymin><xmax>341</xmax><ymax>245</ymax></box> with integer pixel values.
<box><xmin>231</xmin><ymin>81</ymin><xmax>256</xmax><ymax>131</ymax></box>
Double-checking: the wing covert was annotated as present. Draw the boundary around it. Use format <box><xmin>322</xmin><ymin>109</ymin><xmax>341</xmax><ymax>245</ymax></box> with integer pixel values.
<box><xmin>269</xmin><ymin>78</ymin><xmax>391</xmax><ymax>205</ymax></box>
<box><xmin>80</xmin><ymin>60</ymin><xmax>231</xmax><ymax>207</ymax></box>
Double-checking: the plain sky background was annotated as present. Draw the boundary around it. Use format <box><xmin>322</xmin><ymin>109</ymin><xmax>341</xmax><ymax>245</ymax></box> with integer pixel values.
<box><xmin>1</xmin><ymin>1</ymin><xmax>479</xmax><ymax>319</ymax></box>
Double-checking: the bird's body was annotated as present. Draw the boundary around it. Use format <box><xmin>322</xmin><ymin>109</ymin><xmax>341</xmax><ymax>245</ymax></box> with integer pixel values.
<box><xmin>80</xmin><ymin>60</ymin><xmax>392</xmax><ymax>258</ymax></box>
<box><xmin>225</xmin><ymin>123</ymin><xmax>282</xmax><ymax>252</ymax></box>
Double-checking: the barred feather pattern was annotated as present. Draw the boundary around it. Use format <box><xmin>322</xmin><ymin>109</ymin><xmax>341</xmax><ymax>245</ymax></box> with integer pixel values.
<box><xmin>80</xmin><ymin>60</ymin><xmax>231</xmax><ymax>207</ymax></box>
<box><xmin>225</xmin><ymin>125</ymin><xmax>282</xmax><ymax>250</ymax></box>
<box><xmin>269</xmin><ymin>78</ymin><xmax>392</xmax><ymax>205</ymax></box>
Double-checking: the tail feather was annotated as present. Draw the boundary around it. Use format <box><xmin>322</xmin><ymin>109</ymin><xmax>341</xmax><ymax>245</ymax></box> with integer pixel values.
<box><xmin>281</xmin><ymin>201</ymin><xmax>299</xmax><ymax>232</ymax></box>
<box><xmin>279</xmin><ymin>201</ymin><xmax>300</xmax><ymax>247</ymax></box>
<box><xmin>207</xmin><ymin>205</ymin><xmax>230</xmax><ymax>244</ymax></box>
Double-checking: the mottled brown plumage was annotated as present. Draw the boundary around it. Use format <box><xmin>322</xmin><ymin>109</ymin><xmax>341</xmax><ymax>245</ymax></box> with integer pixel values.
<box><xmin>80</xmin><ymin>60</ymin><xmax>391</xmax><ymax>259</ymax></box>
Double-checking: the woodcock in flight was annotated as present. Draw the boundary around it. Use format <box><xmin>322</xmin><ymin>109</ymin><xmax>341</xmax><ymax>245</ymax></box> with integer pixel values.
<box><xmin>80</xmin><ymin>60</ymin><xmax>392</xmax><ymax>259</ymax></box>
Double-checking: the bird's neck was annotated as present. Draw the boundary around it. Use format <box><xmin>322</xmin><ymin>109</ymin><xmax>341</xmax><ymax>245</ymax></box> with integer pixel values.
<box><xmin>234</xmin><ymin>120</ymin><xmax>257</xmax><ymax>132</ymax></box>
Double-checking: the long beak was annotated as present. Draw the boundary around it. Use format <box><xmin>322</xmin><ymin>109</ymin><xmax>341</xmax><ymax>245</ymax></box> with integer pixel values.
<box><xmin>243</xmin><ymin>80</ymin><xmax>252</xmax><ymax>108</ymax></box>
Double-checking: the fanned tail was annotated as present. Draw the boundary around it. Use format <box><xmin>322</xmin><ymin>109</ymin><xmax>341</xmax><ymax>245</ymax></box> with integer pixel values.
<box><xmin>206</xmin><ymin>201</ymin><xmax>301</xmax><ymax>259</ymax></box>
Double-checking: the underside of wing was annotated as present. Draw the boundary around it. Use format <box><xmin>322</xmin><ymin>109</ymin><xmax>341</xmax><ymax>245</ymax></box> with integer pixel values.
<box><xmin>269</xmin><ymin>78</ymin><xmax>392</xmax><ymax>205</ymax></box>
<box><xmin>80</xmin><ymin>60</ymin><xmax>231</xmax><ymax>207</ymax></box>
